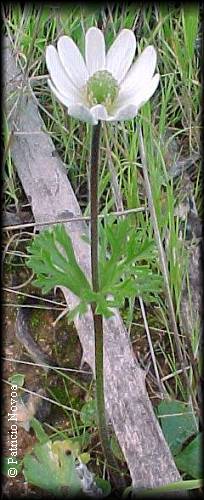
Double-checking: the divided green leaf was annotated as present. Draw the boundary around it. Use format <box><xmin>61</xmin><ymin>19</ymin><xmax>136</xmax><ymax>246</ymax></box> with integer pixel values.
<box><xmin>99</xmin><ymin>217</ymin><xmax>162</xmax><ymax>307</ymax></box>
<box><xmin>27</xmin><ymin>220</ymin><xmax>162</xmax><ymax>320</ymax></box>
<box><xmin>27</xmin><ymin>224</ymin><xmax>92</xmax><ymax>300</ymax></box>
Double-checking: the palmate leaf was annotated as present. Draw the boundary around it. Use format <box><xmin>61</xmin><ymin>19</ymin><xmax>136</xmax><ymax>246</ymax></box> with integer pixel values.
<box><xmin>103</xmin><ymin>272</ymin><xmax>162</xmax><ymax>312</ymax></box>
<box><xmin>27</xmin><ymin>225</ymin><xmax>92</xmax><ymax>299</ymax></box>
<box><xmin>27</xmin><ymin>220</ymin><xmax>163</xmax><ymax>321</ymax></box>
<box><xmin>99</xmin><ymin>218</ymin><xmax>162</xmax><ymax>300</ymax></box>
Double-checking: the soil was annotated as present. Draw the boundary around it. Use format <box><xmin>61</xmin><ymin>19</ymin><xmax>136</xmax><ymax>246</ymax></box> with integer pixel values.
<box><xmin>2</xmin><ymin>262</ymin><xmax>92</xmax><ymax>497</ymax></box>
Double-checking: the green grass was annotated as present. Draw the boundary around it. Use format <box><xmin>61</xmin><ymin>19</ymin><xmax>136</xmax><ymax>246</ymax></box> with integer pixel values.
<box><xmin>3</xmin><ymin>3</ymin><xmax>201</xmax><ymax>493</ymax></box>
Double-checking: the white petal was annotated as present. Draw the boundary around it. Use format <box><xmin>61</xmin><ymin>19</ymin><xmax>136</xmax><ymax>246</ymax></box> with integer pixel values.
<box><xmin>57</xmin><ymin>36</ymin><xmax>89</xmax><ymax>89</ymax></box>
<box><xmin>120</xmin><ymin>45</ymin><xmax>157</xmax><ymax>96</ymax></box>
<box><xmin>106</xmin><ymin>29</ymin><xmax>136</xmax><ymax>83</ymax></box>
<box><xmin>108</xmin><ymin>104</ymin><xmax>138</xmax><ymax>121</ymax></box>
<box><xmin>109</xmin><ymin>73</ymin><xmax>160</xmax><ymax>121</ymax></box>
<box><xmin>68</xmin><ymin>104</ymin><xmax>97</xmax><ymax>124</ymax></box>
<box><xmin>46</xmin><ymin>45</ymin><xmax>80</xmax><ymax>99</ymax></box>
<box><xmin>90</xmin><ymin>104</ymin><xmax>109</xmax><ymax>121</ymax></box>
<box><xmin>85</xmin><ymin>27</ymin><xmax>105</xmax><ymax>76</ymax></box>
<box><xmin>47</xmin><ymin>79</ymin><xmax>78</xmax><ymax>107</ymax></box>
<box><xmin>117</xmin><ymin>73</ymin><xmax>160</xmax><ymax>110</ymax></box>
<box><xmin>131</xmin><ymin>73</ymin><xmax>160</xmax><ymax>109</ymax></box>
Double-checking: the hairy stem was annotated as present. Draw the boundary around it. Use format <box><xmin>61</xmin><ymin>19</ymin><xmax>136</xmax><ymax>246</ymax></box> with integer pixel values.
<box><xmin>90</xmin><ymin>122</ymin><xmax>125</xmax><ymax>488</ymax></box>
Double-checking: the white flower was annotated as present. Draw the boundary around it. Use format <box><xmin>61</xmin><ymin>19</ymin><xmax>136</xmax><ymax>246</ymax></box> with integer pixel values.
<box><xmin>46</xmin><ymin>27</ymin><xmax>160</xmax><ymax>125</ymax></box>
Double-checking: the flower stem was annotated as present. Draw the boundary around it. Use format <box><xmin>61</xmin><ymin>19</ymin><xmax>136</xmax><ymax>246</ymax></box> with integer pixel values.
<box><xmin>90</xmin><ymin>122</ymin><xmax>125</xmax><ymax>489</ymax></box>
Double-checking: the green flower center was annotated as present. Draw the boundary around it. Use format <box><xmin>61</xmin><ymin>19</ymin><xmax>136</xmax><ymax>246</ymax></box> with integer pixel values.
<box><xmin>86</xmin><ymin>70</ymin><xmax>119</xmax><ymax>108</ymax></box>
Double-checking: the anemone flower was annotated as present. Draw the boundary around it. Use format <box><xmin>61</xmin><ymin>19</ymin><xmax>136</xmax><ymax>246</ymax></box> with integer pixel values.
<box><xmin>46</xmin><ymin>27</ymin><xmax>160</xmax><ymax>124</ymax></box>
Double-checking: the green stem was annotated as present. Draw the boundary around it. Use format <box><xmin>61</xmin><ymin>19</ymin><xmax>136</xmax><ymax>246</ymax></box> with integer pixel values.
<box><xmin>90</xmin><ymin>122</ymin><xmax>125</xmax><ymax>489</ymax></box>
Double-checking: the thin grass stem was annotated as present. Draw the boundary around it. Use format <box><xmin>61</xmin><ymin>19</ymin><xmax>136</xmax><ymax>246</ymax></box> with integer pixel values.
<box><xmin>137</xmin><ymin>123</ymin><xmax>199</xmax><ymax>415</ymax></box>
